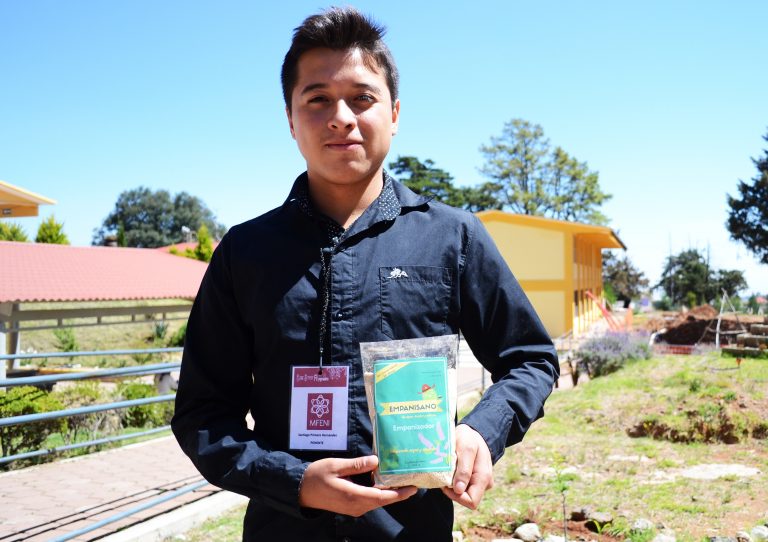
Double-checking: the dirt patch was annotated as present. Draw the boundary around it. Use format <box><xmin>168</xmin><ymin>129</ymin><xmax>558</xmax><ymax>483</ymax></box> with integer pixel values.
<box><xmin>628</xmin><ymin>401</ymin><xmax>768</xmax><ymax>444</ymax></box>
<box><xmin>645</xmin><ymin>306</ymin><xmax>764</xmax><ymax>346</ymax></box>
<box><xmin>464</xmin><ymin>519</ymin><xmax>624</xmax><ymax>541</ymax></box>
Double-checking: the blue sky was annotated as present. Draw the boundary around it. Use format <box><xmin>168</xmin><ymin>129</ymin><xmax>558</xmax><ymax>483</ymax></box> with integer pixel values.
<box><xmin>2</xmin><ymin>1</ymin><xmax>767</xmax><ymax>294</ymax></box>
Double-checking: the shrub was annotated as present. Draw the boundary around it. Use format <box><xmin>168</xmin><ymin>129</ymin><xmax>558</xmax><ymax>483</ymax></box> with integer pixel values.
<box><xmin>153</xmin><ymin>320</ymin><xmax>169</xmax><ymax>342</ymax></box>
<box><xmin>52</xmin><ymin>382</ymin><xmax>120</xmax><ymax>444</ymax></box>
<box><xmin>35</xmin><ymin>215</ymin><xmax>70</xmax><ymax>244</ymax></box>
<box><xmin>0</xmin><ymin>386</ymin><xmax>67</xmax><ymax>463</ymax></box>
<box><xmin>576</xmin><ymin>332</ymin><xmax>651</xmax><ymax>378</ymax></box>
<box><xmin>0</xmin><ymin>221</ymin><xmax>29</xmax><ymax>242</ymax></box>
<box><xmin>167</xmin><ymin>323</ymin><xmax>186</xmax><ymax>347</ymax></box>
<box><xmin>52</xmin><ymin>327</ymin><xmax>79</xmax><ymax>359</ymax></box>
<box><xmin>117</xmin><ymin>381</ymin><xmax>173</xmax><ymax>428</ymax></box>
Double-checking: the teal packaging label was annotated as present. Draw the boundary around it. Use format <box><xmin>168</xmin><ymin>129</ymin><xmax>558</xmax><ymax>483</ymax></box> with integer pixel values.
<box><xmin>373</xmin><ymin>356</ymin><xmax>452</xmax><ymax>475</ymax></box>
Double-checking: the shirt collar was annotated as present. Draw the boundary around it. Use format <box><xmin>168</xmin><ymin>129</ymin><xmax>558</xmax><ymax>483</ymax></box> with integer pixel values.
<box><xmin>284</xmin><ymin>170</ymin><xmax>431</xmax><ymax>239</ymax></box>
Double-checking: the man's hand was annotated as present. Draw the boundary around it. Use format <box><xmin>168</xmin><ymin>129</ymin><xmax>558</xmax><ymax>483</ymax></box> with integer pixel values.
<box><xmin>299</xmin><ymin>455</ymin><xmax>417</xmax><ymax>516</ymax></box>
<box><xmin>441</xmin><ymin>424</ymin><xmax>494</xmax><ymax>510</ymax></box>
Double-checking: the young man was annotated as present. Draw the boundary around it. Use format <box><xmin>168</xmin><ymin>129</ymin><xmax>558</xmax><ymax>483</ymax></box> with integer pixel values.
<box><xmin>172</xmin><ymin>7</ymin><xmax>558</xmax><ymax>541</ymax></box>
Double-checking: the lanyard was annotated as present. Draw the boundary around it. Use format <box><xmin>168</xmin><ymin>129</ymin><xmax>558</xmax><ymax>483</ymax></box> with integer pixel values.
<box><xmin>317</xmin><ymin>244</ymin><xmax>335</xmax><ymax>374</ymax></box>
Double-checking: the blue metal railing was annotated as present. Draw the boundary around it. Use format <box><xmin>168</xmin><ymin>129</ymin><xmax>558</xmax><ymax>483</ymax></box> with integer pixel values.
<box><xmin>0</xmin><ymin>349</ymin><xmax>181</xmax><ymax>465</ymax></box>
<box><xmin>48</xmin><ymin>479</ymin><xmax>212</xmax><ymax>542</ymax></box>
<box><xmin>0</xmin><ymin>346</ymin><xmax>183</xmax><ymax>361</ymax></box>
<box><xmin>0</xmin><ymin>347</ymin><xmax>217</xmax><ymax>540</ymax></box>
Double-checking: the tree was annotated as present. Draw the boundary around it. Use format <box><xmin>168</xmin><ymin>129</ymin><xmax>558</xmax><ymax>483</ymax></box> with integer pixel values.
<box><xmin>452</xmin><ymin>182</ymin><xmax>504</xmax><ymax>212</ymax></box>
<box><xmin>190</xmin><ymin>224</ymin><xmax>214</xmax><ymax>262</ymax></box>
<box><xmin>92</xmin><ymin>187</ymin><xmax>226</xmax><ymax>248</ymax></box>
<box><xmin>656</xmin><ymin>248</ymin><xmax>747</xmax><ymax>307</ymax></box>
<box><xmin>35</xmin><ymin>215</ymin><xmax>70</xmax><ymax>245</ymax></box>
<box><xmin>711</xmin><ymin>269</ymin><xmax>748</xmax><ymax>299</ymax></box>
<box><xmin>602</xmin><ymin>253</ymin><xmax>649</xmax><ymax>308</ymax></box>
<box><xmin>389</xmin><ymin>156</ymin><xmax>462</xmax><ymax>206</ymax></box>
<box><xmin>480</xmin><ymin>119</ymin><xmax>611</xmax><ymax>224</ymax></box>
<box><xmin>0</xmin><ymin>221</ymin><xmax>29</xmax><ymax>242</ymax></box>
<box><xmin>726</xmin><ymin>129</ymin><xmax>768</xmax><ymax>264</ymax></box>
<box><xmin>388</xmin><ymin>155</ymin><xmax>502</xmax><ymax>211</ymax></box>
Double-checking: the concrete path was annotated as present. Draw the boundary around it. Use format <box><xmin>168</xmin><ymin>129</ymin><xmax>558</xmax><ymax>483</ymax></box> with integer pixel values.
<box><xmin>0</xmin><ymin>436</ymin><xmax>217</xmax><ymax>541</ymax></box>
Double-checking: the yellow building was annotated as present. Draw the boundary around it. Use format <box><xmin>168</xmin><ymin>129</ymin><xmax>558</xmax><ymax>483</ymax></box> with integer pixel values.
<box><xmin>477</xmin><ymin>210</ymin><xmax>625</xmax><ymax>339</ymax></box>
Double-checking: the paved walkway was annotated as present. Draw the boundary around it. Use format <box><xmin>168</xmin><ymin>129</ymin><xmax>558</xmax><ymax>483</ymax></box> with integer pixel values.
<box><xmin>0</xmin><ymin>436</ymin><xmax>217</xmax><ymax>542</ymax></box>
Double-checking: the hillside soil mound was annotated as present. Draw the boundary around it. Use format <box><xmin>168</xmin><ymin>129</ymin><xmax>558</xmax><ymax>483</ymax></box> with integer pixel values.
<box><xmin>646</xmin><ymin>305</ymin><xmax>764</xmax><ymax>345</ymax></box>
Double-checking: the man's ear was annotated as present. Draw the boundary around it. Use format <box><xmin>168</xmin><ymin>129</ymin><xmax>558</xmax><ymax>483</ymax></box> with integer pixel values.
<box><xmin>286</xmin><ymin>106</ymin><xmax>296</xmax><ymax>140</ymax></box>
<box><xmin>391</xmin><ymin>99</ymin><xmax>400</xmax><ymax>136</ymax></box>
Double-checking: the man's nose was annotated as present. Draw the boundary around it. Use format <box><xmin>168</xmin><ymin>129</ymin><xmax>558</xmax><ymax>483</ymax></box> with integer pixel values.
<box><xmin>328</xmin><ymin>100</ymin><xmax>356</xmax><ymax>130</ymax></box>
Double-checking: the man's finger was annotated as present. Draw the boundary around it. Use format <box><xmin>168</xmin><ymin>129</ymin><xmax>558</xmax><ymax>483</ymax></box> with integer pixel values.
<box><xmin>451</xmin><ymin>439</ymin><xmax>477</xmax><ymax>495</ymax></box>
<box><xmin>441</xmin><ymin>486</ymin><xmax>478</xmax><ymax>510</ymax></box>
<box><xmin>334</xmin><ymin>455</ymin><xmax>379</xmax><ymax>477</ymax></box>
<box><xmin>340</xmin><ymin>483</ymin><xmax>418</xmax><ymax>516</ymax></box>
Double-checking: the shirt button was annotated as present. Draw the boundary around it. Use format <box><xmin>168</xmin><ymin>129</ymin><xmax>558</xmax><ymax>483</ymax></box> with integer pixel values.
<box><xmin>334</xmin><ymin>311</ymin><xmax>344</xmax><ymax>321</ymax></box>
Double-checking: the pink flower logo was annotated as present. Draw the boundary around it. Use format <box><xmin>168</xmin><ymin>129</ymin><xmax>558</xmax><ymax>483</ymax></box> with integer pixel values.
<box><xmin>310</xmin><ymin>394</ymin><xmax>330</xmax><ymax>418</ymax></box>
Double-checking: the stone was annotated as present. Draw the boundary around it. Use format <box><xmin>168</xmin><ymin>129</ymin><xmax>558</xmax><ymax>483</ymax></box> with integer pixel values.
<box><xmin>752</xmin><ymin>525</ymin><xmax>768</xmax><ymax>541</ymax></box>
<box><xmin>513</xmin><ymin>522</ymin><xmax>542</xmax><ymax>542</ymax></box>
<box><xmin>542</xmin><ymin>536</ymin><xmax>566</xmax><ymax>542</ymax></box>
<box><xmin>632</xmin><ymin>518</ymin><xmax>655</xmax><ymax>531</ymax></box>
<box><xmin>707</xmin><ymin>537</ymin><xmax>736</xmax><ymax>542</ymax></box>
<box><xmin>571</xmin><ymin>506</ymin><xmax>592</xmax><ymax>521</ymax></box>
<box><xmin>452</xmin><ymin>532</ymin><xmax>464</xmax><ymax>542</ymax></box>
<box><xmin>494</xmin><ymin>506</ymin><xmax>522</xmax><ymax>518</ymax></box>
<box><xmin>736</xmin><ymin>530</ymin><xmax>752</xmax><ymax>542</ymax></box>
<box><xmin>652</xmin><ymin>534</ymin><xmax>677</xmax><ymax>542</ymax></box>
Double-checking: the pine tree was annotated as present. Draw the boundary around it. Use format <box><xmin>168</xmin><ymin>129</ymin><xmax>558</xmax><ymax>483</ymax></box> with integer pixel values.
<box><xmin>35</xmin><ymin>215</ymin><xmax>70</xmax><ymax>244</ymax></box>
<box><xmin>726</xmin><ymin>129</ymin><xmax>768</xmax><ymax>264</ymax></box>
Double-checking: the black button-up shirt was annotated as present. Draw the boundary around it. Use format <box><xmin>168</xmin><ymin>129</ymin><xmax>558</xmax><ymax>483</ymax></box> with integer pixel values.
<box><xmin>172</xmin><ymin>171</ymin><xmax>558</xmax><ymax>541</ymax></box>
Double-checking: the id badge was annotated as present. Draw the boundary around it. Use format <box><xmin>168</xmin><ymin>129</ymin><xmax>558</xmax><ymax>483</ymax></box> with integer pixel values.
<box><xmin>289</xmin><ymin>365</ymin><xmax>349</xmax><ymax>451</ymax></box>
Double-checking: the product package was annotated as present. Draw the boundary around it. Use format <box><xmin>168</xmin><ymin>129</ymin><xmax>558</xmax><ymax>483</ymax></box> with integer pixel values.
<box><xmin>360</xmin><ymin>335</ymin><xmax>459</xmax><ymax>488</ymax></box>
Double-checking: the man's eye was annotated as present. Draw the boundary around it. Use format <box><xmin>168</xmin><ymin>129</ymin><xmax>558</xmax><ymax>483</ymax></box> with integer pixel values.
<box><xmin>308</xmin><ymin>96</ymin><xmax>328</xmax><ymax>103</ymax></box>
<box><xmin>356</xmin><ymin>94</ymin><xmax>375</xmax><ymax>103</ymax></box>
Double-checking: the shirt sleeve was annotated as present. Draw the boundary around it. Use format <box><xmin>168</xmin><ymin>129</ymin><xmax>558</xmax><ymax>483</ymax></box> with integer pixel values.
<box><xmin>171</xmin><ymin>233</ymin><xmax>310</xmax><ymax>517</ymax></box>
<box><xmin>457</xmin><ymin>216</ymin><xmax>560</xmax><ymax>463</ymax></box>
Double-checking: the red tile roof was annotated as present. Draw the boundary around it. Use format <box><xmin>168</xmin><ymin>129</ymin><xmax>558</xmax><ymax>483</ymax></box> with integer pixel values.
<box><xmin>0</xmin><ymin>241</ymin><xmax>208</xmax><ymax>303</ymax></box>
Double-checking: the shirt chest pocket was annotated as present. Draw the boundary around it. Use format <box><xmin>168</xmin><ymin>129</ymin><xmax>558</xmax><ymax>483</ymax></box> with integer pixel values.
<box><xmin>379</xmin><ymin>266</ymin><xmax>453</xmax><ymax>340</ymax></box>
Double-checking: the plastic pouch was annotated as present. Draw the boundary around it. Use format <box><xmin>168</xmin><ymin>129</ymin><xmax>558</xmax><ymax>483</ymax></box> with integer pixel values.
<box><xmin>360</xmin><ymin>335</ymin><xmax>459</xmax><ymax>488</ymax></box>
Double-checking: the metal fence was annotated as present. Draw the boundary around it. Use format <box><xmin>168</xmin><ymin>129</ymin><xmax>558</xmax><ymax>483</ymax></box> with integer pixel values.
<box><xmin>0</xmin><ymin>348</ymin><xmax>182</xmax><ymax>465</ymax></box>
<box><xmin>0</xmin><ymin>347</ymin><xmax>216</xmax><ymax>541</ymax></box>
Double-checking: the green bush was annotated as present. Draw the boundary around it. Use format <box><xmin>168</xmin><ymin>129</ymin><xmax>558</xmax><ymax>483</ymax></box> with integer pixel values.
<box><xmin>0</xmin><ymin>386</ymin><xmax>67</xmax><ymax>462</ymax></box>
<box><xmin>35</xmin><ymin>215</ymin><xmax>70</xmax><ymax>244</ymax></box>
<box><xmin>52</xmin><ymin>382</ymin><xmax>119</xmax><ymax>444</ymax></box>
<box><xmin>52</xmin><ymin>327</ymin><xmax>79</xmax><ymax>358</ymax></box>
<box><xmin>0</xmin><ymin>221</ymin><xmax>29</xmax><ymax>242</ymax></box>
<box><xmin>153</xmin><ymin>320</ymin><xmax>169</xmax><ymax>342</ymax></box>
<box><xmin>167</xmin><ymin>322</ymin><xmax>187</xmax><ymax>347</ymax></box>
<box><xmin>576</xmin><ymin>332</ymin><xmax>651</xmax><ymax>378</ymax></box>
<box><xmin>117</xmin><ymin>381</ymin><xmax>173</xmax><ymax>428</ymax></box>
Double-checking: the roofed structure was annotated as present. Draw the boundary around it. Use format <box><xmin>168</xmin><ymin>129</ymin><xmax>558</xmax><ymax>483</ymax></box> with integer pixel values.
<box><xmin>0</xmin><ymin>241</ymin><xmax>207</xmax><ymax>303</ymax></box>
<box><xmin>0</xmin><ymin>242</ymin><xmax>208</xmax><ymax>379</ymax></box>
<box><xmin>0</xmin><ymin>180</ymin><xmax>56</xmax><ymax>218</ymax></box>
<box><xmin>477</xmin><ymin>211</ymin><xmax>625</xmax><ymax>338</ymax></box>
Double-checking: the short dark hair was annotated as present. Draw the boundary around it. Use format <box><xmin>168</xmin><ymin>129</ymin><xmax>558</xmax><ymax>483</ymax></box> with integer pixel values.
<box><xmin>281</xmin><ymin>7</ymin><xmax>399</xmax><ymax>111</ymax></box>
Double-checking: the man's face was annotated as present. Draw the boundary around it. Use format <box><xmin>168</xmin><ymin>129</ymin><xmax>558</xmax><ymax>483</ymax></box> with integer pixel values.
<box><xmin>287</xmin><ymin>47</ymin><xmax>400</xmax><ymax>189</ymax></box>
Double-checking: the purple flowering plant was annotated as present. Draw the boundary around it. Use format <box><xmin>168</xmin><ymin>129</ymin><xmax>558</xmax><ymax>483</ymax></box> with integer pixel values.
<box><xmin>576</xmin><ymin>331</ymin><xmax>651</xmax><ymax>378</ymax></box>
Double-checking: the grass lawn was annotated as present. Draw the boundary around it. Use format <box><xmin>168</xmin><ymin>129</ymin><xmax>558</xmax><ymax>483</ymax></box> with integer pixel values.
<box><xmin>173</xmin><ymin>351</ymin><xmax>768</xmax><ymax>541</ymax></box>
